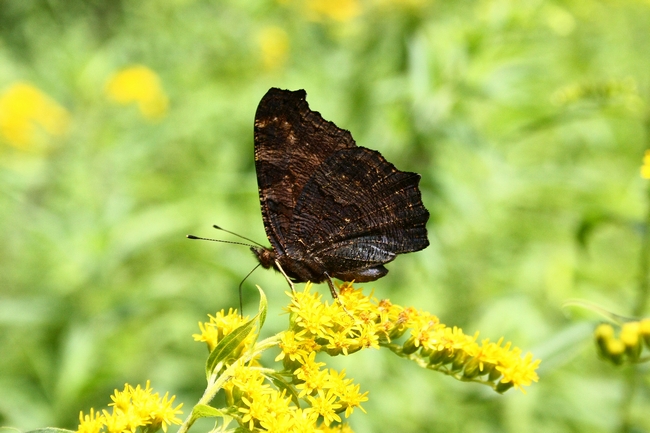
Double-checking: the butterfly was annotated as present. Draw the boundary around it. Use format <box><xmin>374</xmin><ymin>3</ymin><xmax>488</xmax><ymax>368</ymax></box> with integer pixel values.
<box><xmin>251</xmin><ymin>88</ymin><xmax>429</xmax><ymax>297</ymax></box>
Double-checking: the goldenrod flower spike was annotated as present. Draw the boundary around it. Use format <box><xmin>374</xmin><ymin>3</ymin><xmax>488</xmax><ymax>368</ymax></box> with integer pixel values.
<box><xmin>278</xmin><ymin>283</ymin><xmax>541</xmax><ymax>395</ymax></box>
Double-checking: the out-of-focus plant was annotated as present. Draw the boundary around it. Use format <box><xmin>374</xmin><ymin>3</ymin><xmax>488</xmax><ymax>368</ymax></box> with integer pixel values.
<box><xmin>0</xmin><ymin>82</ymin><xmax>70</xmax><ymax>150</ymax></box>
<box><xmin>105</xmin><ymin>66</ymin><xmax>169</xmax><ymax>121</ymax></box>
<box><xmin>595</xmin><ymin>320</ymin><xmax>650</xmax><ymax>365</ymax></box>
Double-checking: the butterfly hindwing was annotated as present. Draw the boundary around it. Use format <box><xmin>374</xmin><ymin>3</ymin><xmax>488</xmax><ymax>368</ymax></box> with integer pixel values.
<box><xmin>290</xmin><ymin>147</ymin><xmax>429</xmax><ymax>274</ymax></box>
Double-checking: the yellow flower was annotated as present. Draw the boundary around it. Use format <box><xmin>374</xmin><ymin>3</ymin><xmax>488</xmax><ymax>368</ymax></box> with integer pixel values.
<box><xmin>275</xmin><ymin>329</ymin><xmax>317</xmax><ymax>366</ymax></box>
<box><xmin>305</xmin><ymin>0</ymin><xmax>362</xmax><ymax>21</ymax></box>
<box><xmin>0</xmin><ymin>82</ymin><xmax>70</xmax><ymax>150</ymax></box>
<box><xmin>283</xmin><ymin>284</ymin><xmax>540</xmax><ymax>394</ymax></box>
<box><xmin>294</xmin><ymin>352</ymin><xmax>329</xmax><ymax>397</ymax></box>
<box><xmin>595</xmin><ymin>319</ymin><xmax>650</xmax><ymax>365</ymax></box>
<box><xmin>77</xmin><ymin>408</ymin><xmax>105</xmax><ymax>433</ymax></box>
<box><xmin>76</xmin><ymin>381</ymin><xmax>182</xmax><ymax>433</ymax></box>
<box><xmin>193</xmin><ymin>308</ymin><xmax>254</xmax><ymax>353</ymax></box>
<box><xmin>258</xmin><ymin>26</ymin><xmax>290</xmax><ymax>70</ymax></box>
<box><xmin>337</xmin><ymin>382</ymin><xmax>369</xmax><ymax>418</ymax></box>
<box><xmin>105</xmin><ymin>65</ymin><xmax>168</xmax><ymax>120</ymax></box>
<box><xmin>641</xmin><ymin>150</ymin><xmax>650</xmax><ymax>179</ymax></box>
<box><xmin>306</xmin><ymin>389</ymin><xmax>342</xmax><ymax>426</ymax></box>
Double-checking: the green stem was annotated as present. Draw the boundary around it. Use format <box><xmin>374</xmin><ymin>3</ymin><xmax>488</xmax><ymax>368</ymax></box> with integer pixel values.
<box><xmin>634</xmin><ymin>178</ymin><xmax>650</xmax><ymax>317</ymax></box>
<box><xmin>176</xmin><ymin>335</ymin><xmax>281</xmax><ymax>433</ymax></box>
<box><xmin>618</xmin><ymin>104</ymin><xmax>650</xmax><ymax>433</ymax></box>
<box><xmin>617</xmin><ymin>368</ymin><xmax>639</xmax><ymax>433</ymax></box>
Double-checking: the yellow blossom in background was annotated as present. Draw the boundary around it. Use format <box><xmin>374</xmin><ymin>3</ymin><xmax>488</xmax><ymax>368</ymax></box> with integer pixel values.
<box><xmin>305</xmin><ymin>0</ymin><xmax>362</xmax><ymax>21</ymax></box>
<box><xmin>372</xmin><ymin>0</ymin><xmax>425</xmax><ymax>11</ymax></box>
<box><xmin>105</xmin><ymin>65</ymin><xmax>169</xmax><ymax>120</ymax></box>
<box><xmin>76</xmin><ymin>381</ymin><xmax>183</xmax><ymax>433</ymax></box>
<box><xmin>595</xmin><ymin>318</ymin><xmax>650</xmax><ymax>365</ymax></box>
<box><xmin>258</xmin><ymin>26</ymin><xmax>290</xmax><ymax>70</ymax></box>
<box><xmin>641</xmin><ymin>150</ymin><xmax>650</xmax><ymax>179</ymax></box>
<box><xmin>0</xmin><ymin>82</ymin><xmax>70</xmax><ymax>150</ymax></box>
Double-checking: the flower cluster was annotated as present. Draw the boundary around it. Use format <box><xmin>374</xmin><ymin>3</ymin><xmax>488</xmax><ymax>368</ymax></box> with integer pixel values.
<box><xmin>0</xmin><ymin>82</ymin><xmax>70</xmax><ymax>150</ymax></box>
<box><xmin>77</xmin><ymin>284</ymin><xmax>539</xmax><ymax>433</ymax></box>
<box><xmin>77</xmin><ymin>381</ymin><xmax>183</xmax><ymax>433</ymax></box>
<box><xmin>222</xmin><ymin>356</ymin><xmax>365</xmax><ymax>431</ymax></box>
<box><xmin>279</xmin><ymin>283</ymin><xmax>541</xmax><ymax>394</ymax></box>
<box><xmin>192</xmin><ymin>290</ymin><xmax>366</xmax><ymax>432</ymax></box>
<box><xmin>595</xmin><ymin>319</ymin><xmax>650</xmax><ymax>365</ymax></box>
<box><xmin>105</xmin><ymin>65</ymin><xmax>169</xmax><ymax>120</ymax></box>
<box><xmin>192</xmin><ymin>308</ymin><xmax>256</xmax><ymax>354</ymax></box>
<box><xmin>397</xmin><ymin>310</ymin><xmax>540</xmax><ymax>394</ymax></box>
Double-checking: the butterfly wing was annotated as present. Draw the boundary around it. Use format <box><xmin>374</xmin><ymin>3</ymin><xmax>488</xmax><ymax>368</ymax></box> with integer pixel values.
<box><xmin>254</xmin><ymin>88</ymin><xmax>356</xmax><ymax>255</ymax></box>
<box><xmin>289</xmin><ymin>146</ymin><xmax>430</xmax><ymax>280</ymax></box>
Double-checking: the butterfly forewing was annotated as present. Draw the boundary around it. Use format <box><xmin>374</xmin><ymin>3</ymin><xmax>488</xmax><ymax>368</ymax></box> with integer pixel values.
<box><xmin>254</xmin><ymin>88</ymin><xmax>355</xmax><ymax>254</ymax></box>
<box><xmin>253</xmin><ymin>87</ymin><xmax>430</xmax><ymax>286</ymax></box>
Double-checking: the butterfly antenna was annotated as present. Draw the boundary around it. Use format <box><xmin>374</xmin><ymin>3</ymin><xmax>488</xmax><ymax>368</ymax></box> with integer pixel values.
<box><xmin>186</xmin><ymin>234</ymin><xmax>253</xmax><ymax>248</ymax></box>
<box><xmin>238</xmin><ymin>263</ymin><xmax>261</xmax><ymax>316</ymax></box>
<box><xmin>212</xmin><ymin>225</ymin><xmax>266</xmax><ymax>248</ymax></box>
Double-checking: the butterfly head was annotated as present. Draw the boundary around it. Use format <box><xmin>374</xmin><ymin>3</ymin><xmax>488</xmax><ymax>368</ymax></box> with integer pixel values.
<box><xmin>251</xmin><ymin>246</ymin><xmax>276</xmax><ymax>270</ymax></box>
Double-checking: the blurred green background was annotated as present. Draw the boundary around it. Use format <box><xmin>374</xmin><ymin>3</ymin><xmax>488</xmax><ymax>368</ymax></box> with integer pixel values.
<box><xmin>1</xmin><ymin>0</ymin><xmax>650</xmax><ymax>431</ymax></box>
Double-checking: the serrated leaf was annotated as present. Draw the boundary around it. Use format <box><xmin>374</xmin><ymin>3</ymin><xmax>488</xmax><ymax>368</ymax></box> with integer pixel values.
<box><xmin>205</xmin><ymin>317</ymin><xmax>257</xmax><ymax>378</ymax></box>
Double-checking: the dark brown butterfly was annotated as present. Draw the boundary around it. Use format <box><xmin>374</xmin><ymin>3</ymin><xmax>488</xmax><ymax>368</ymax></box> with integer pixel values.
<box><xmin>251</xmin><ymin>88</ymin><xmax>429</xmax><ymax>297</ymax></box>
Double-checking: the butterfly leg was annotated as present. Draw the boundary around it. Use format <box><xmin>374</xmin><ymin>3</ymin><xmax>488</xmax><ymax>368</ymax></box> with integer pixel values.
<box><xmin>324</xmin><ymin>272</ymin><xmax>355</xmax><ymax>317</ymax></box>
<box><xmin>275</xmin><ymin>260</ymin><xmax>297</xmax><ymax>293</ymax></box>
<box><xmin>324</xmin><ymin>272</ymin><xmax>339</xmax><ymax>299</ymax></box>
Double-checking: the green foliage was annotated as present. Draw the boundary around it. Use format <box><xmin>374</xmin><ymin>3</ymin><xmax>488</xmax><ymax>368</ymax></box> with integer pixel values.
<box><xmin>1</xmin><ymin>1</ymin><xmax>650</xmax><ymax>432</ymax></box>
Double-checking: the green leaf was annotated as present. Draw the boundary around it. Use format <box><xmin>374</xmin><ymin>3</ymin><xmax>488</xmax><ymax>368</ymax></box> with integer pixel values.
<box><xmin>205</xmin><ymin>316</ymin><xmax>257</xmax><ymax>378</ymax></box>
<box><xmin>192</xmin><ymin>403</ymin><xmax>227</xmax><ymax>418</ymax></box>
<box><xmin>255</xmin><ymin>285</ymin><xmax>268</xmax><ymax>331</ymax></box>
<box><xmin>267</xmin><ymin>373</ymin><xmax>301</xmax><ymax>407</ymax></box>
<box><xmin>24</xmin><ymin>429</ymin><xmax>75</xmax><ymax>433</ymax></box>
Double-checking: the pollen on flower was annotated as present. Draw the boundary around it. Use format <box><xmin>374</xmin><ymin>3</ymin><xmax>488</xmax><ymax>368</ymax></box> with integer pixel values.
<box><xmin>105</xmin><ymin>65</ymin><xmax>169</xmax><ymax>120</ymax></box>
<box><xmin>76</xmin><ymin>381</ymin><xmax>182</xmax><ymax>433</ymax></box>
<box><xmin>0</xmin><ymin>82</ymin><xmax>70</xmax><ymax>150</ymax></box>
